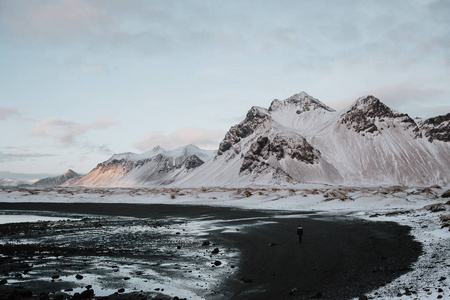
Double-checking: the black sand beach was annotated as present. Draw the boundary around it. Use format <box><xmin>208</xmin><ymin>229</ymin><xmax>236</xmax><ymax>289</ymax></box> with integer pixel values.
<box><xmin>0</xmin><ymin>203</ymin><xmax>422</xmax><ymax>299</ymax></box>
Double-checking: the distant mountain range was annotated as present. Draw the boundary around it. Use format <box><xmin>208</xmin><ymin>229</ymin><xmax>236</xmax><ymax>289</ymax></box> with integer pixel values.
<box><xmin>0</xmin><ymin>178</ymin><xmax>35</xmax><ymax>187</ymax></box>
<box><xmin>65</xmin><ymin>145</ymin><xmax>216</xmax><ymax>187</ymax></box>
<box><xmin>14</xmin><ymin>91</ymin><xmax>450</xmax><ymax>188</ymax></box>
<box><xmin>0</xmin><ymin>170</ymin><xmax>81</xmax><ymax>187</ymax></box>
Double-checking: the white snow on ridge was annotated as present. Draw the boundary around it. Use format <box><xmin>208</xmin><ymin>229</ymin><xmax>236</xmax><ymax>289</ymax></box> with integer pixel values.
<box><xmin>179</xmin><ymin>92</ymin><xmax>450</xmax><ymax>188</ymax></box>
<box><xmin>66</xmin><ymin>144</ymin><xmax>217</xmax><ymax>187</ymax></box>
<box><xmin>61</xmin><ymin>91</ymin><xmax>449</xmax><ymax>189</ymax></box>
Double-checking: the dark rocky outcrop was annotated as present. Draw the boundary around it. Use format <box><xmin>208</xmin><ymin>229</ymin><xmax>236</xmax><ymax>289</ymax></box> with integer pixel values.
<box><xmin>218</xmin><ymin>107</ymin><xmax>270</xmax><ymax>155</ymax></box>
<box><xmin>183</xmin><ymin>155</ymin><xmax>205</xmax><ymax>170</ymax></box>
<box><xmin>419</xmin><ymin>113</ymin><xmax>450</xmax><ymax>142</ymax></box>
<box><xmin>240</xmin><ymin>134</ymin><xmax>321</xmax><ymax>173</ymax></box>
<box><xmin>340</xmin><ymin>95</ymin><xmax>421</xmax><ymax>138</ymax></box>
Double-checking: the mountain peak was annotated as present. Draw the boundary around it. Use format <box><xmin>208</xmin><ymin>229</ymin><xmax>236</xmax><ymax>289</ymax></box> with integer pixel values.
<box><xmin>288</xmin><ymin>91</ymin><xmax>313</xmax><ymax>100</ymax></box>
<box><xmin>269</xmin><ymin>91</ymin><xmax>335</xmax><ymax>113</ymax></box>
<box><xmin>33</xmin><ymin>169</ymin><xmax>81</xmax><ymax>187</ymax></box>
<box><xmin>152</xmin><ymin>146</ymin><xmax>165</xmax><ymax>152</ymax></box>
<box><xmin>183</xmin><ymin>144</ymin><xmax>200</xmax><ymax>150</ymax></box>
<box><xmin>349</xmin><ymin>95</ymin><xmax>393</xmax><ymax>116</ymax></box>
<box><xmin>63</xmin><ymin>169</ymin><xmax>77</xmax><ymax>176</ymax></box>
<box><xmin>341</xmin><ymin>95</ymin><xmax>421</xmax><ymax>137</ymax></box>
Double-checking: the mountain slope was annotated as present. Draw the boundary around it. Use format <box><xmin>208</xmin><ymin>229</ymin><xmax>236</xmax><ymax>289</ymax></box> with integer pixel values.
<box><xmin>66</xmin><ymin>145</ymin><xmax>216</xmax><ymax>187</ymax></box>
<box><xmin>33</xmin><ymin>170</ymin><xmax>82</xmax><ymax>187</ymax></box>
<box><xmin>179</xmin><ymin>92</ymin><xmax>450</xmax><ymax>187</ymax></box>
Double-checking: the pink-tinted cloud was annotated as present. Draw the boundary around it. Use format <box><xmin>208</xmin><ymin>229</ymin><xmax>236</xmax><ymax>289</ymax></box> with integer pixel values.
<box><xmin>135</xmin><ymin>127</ymin><xmax>224</xmax><ymax>152</ymax></box>
<box><xmin>32</xmin><ymin>118</ymin><xmax>117</xmax><ymax>147</ymax></box>
<box><xmin>0</xmin><ymin>107</ymin><xmax>20</xmax><ymax>120</ymax></box>
<box><xmin>0</xmin><ymin>0</ymin><xmax>113</xmax><ymax>42</ymax></box>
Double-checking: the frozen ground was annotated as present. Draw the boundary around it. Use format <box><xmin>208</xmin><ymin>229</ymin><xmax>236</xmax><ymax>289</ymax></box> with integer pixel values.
<box><xmin>0</xmin><ymin>185</ymin><xmax>449</xmax><ymax>299</ymax></box>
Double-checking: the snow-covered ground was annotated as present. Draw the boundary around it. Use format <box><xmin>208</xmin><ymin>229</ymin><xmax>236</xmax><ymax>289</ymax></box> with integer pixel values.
<box><xmin>1</xmin><ymin>185</ymin><xmax>449</xmax><ymax>299</ymax></box>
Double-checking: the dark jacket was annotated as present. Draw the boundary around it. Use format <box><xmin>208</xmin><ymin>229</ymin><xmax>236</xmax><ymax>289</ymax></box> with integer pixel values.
<box><xmin>297</xmin><ymin>226</ymin><xmax>303</xmax><ymax>236</ymax></box>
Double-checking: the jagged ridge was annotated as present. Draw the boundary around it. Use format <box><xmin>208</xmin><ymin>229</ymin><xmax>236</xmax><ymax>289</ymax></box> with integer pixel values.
<box><xmin>418</xmin><ymin>113</ymin><xmax>450</xmax><ymax>142</ymax></box>
<box><xmin>339</xmin><ymin>95</ymin><xmax>421</xmax><ymax>137</ymax></box>
<box><xmin>180</xmin><ymin>92</ymin><xmax>450</xmax><ymax>187</ymax></box>
<box><xmin>68</xmin><ymin>145</ymin><xmax>216</xmax><ymax>187</ymax></box>
<box><xmin>33</xmin><ymin>170</ymin><xmax>81</xmax><ymax>187</ymax></box>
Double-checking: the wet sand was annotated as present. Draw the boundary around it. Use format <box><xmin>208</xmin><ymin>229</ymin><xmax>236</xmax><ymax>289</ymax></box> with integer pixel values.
<box><xmin>0</xmin><ymin>202</ymin><xmax>422</xmax><ymax>299</ymax></box>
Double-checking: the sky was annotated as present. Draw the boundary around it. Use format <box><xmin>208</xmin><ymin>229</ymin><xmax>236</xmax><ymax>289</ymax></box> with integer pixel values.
<box><xmin>0</xmin><ymin>0</ymin><xmax>449</xmax><ymax>176</ymax></box>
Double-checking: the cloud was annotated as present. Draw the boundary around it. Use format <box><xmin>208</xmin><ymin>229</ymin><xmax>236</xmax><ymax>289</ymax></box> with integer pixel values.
<box><xmin>135</xmin><ymin>127</ymin><xmax>224</xmax><ymax>152</ymax></box>
<box><xmin>0</xmin><ymin>151</ymin><xmax>57</xmax><ymax>163</ymax></box>
<box><xmin>32</xmin><ymin>118</ymin><xmax>117</xmax><ymax>147</ymax></box>
<box><xmin>0</xmin><ymin>0</ymin><xmax>113</xmax><ymax>42</ymax></box>
<box><xmin>367</xmin><ymin>83</ymin><xmax>448</xmax><ymax>118</ymax></box>
<box><xmin>323</xmin><ymin>81</ymin><xmax>449</xmax><ymax>118</ymax></box>
<box><xmin>81</xmin><ymin>143</ymin><xmax>114</xmax><ymax>156</ymax></box>
<box><xmin>0</xmin><ymin>107</ymin><xmax>20</xmax><ymax>120</ymax></box>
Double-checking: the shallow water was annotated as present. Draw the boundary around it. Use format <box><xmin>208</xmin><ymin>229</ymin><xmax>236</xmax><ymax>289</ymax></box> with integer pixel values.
<box><xmin>0</xmin><ymin>211</ymin><xmax>242</xmax><ymax>299</ymax></box>
<box><xmin>0</xmin><ymin>203</ymin><xmax>422</xmax><ymax>300</ymax></box>
<box><xmin>0</xmin><ymin>214</ymin><xmax>73</xmax><ymax>224</ymax></box>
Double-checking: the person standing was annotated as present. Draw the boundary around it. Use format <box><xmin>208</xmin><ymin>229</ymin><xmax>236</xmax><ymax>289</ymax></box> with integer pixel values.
<box><xmin>297</xmin><ymin>224</ymin><xmax>303</xmax><ymax>243</ymax></box>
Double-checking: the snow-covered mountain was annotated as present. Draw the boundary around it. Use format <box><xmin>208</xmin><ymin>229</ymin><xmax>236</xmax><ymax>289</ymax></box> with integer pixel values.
<box><xmin>66</xmin><ymin>145</ymin><xmax>216</xmax><ymax>187</ymax></box>
<box><xmin>0</xmin><ymin>178</ymin><xmax>34</xmax><ymax>187</ymax></box>
<box><xmin>178</xmin><ymin>92</ymin><xmax>450</xmax><ymax>187</ymax></box>
<box><xmin>33</xmin><ymin>169</ymin><xmax>82</xmax><ymax>187</ymax></box>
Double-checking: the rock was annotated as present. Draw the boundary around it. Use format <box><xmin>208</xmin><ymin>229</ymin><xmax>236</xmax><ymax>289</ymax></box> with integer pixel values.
<box><xmin>39</xmin><ymin>293</ymin><xmax>50</xmax><ymax>300</ymax></box>
<box><xmin>358</xmin><ymin>296</ymin><xmax>368</xmax><ymax>300</ymax></box>
<box><xmin>218</xmin><ymin>107</ymin><xmax>270</xmax><ymax>155</ymax></box>
<box><xmin>288</xmin><ymin>288</ymin><xmax>298</xmax><ymax>296</ymax></box>
<box><xmin>177</xmin><ymin>245</ymin><xmax>182</xmax><ymax>249</ymax></box>
<box><xmin>202</xmin><ymin>241</ymin><xmax>210</xmax><ymax>246</ymax></box>
<box><xmin>419</xmin><ymin>113</ymin><xmax>450</xmax><ymax>142</ymax></box>
<box><xmin>239</xmin><ymin>277</ymin><xmax>253</xmax><ymax>283</ymax></box>
<box><xmin>442</xmin><ymin>190</ymin><xmax>450</xmax><ymax>198</ymax></box>
<box><xmin>71</xmin><ymin>293</ymin><xmax>82</xmax><ymax>300</ymax></box>
<box><xmin>211</xmin><ymin>248</ymin><xmax>219</xmax><ymax>254</ymax></box>
<box><xmin>240</xmin><ymin>134</ymin><xmax>321</xmax><ymax>174</ymax></box>
<box><xmin>438</xmin><ymin>276</ymin><xmax>446</xmax><ymax>281</ymax></box>
<box><xmin>214</xmin><ymin>260</ymin><xmax>222</xmax><ymax>266</ymax></box>
<box><xmin>424</xmin><ymin>203</ymin><xmax>446</xmax><ymax>212</ymax></box>
<box><xmin>0</xmin><ymin>279</ymin><xmax>7</xmax><ymax>285</ymax></box>
<box><xmin>341</xmin><ymin>95</ymin><xmax>421</xmax><ymax>138</ymax></box>
<box><xmin>75</xmin><ymin>274</ymin><xmax>83</xmax><ymax>280</ymax></box>
<box><xmin>81</xmin><ymin>289</ymin><xmax>94</xmax><ymax>298</ymax></box>
<box><xmin>123</xmin><ymin>277</ymin><xmax>131</xmax><ymax>280</ymax></box>
<box><xmin>54</xmin><ymin>294</ymin><xmax>64</xmax><ymax>300</ymax></box>
<box><xmin>118</xmin><ymin>288</ymin><xmax>125</xmax><ymax>293</ymax></box>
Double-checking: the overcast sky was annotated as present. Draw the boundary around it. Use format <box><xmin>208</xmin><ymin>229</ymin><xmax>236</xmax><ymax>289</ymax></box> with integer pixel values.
<box><xmin>1</xmin><ymin>0</ymin><xmax>449</xmax><ymax>175</ymax></box>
